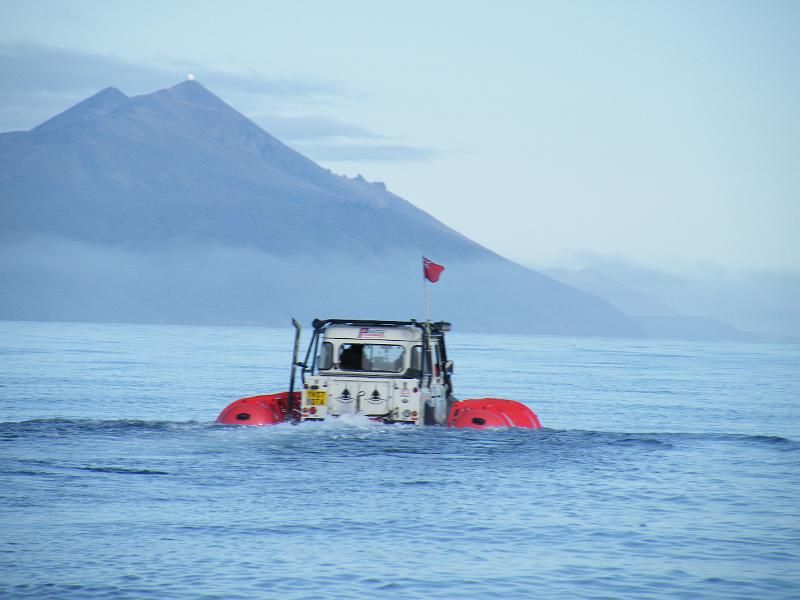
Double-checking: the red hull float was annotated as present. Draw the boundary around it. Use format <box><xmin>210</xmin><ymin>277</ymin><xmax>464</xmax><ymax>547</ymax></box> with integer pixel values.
<box><xmin>217</xmin><ymin>393</ymin><xmax>541</xmax><ymax>429</ymax></box>
<box><xmin>216</xmin><ymin>393</ymin><xmax>298</xmax><ymax>426</ymax></box>
<box><xmin>447</xmin><ymin>398</ymin><xmax>542</xmax><ymax>429</ymax></box>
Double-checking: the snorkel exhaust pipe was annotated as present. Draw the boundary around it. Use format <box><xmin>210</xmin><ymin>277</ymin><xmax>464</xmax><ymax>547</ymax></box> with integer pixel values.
<box><xmin>288</xmin><ymin>318</ymin><xmax>302</xmax><ymax>422</ymax></box>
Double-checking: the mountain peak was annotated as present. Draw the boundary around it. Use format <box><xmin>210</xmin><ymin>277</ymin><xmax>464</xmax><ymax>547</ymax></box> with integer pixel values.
<box><xmin>94</xmin><ymin>86</ymin><xmax>128</xmax><ymax>100</ymax></box>
<box><xmin>34</xmin><ymin>86</ymin><xmax>130</xmax><ymax>132</ymax></box>
<box><xmin>171</xmin><ymin>79</ymin><xmax>206</xmax><ymax>91</ymax></box>
<box><xmin>151</xmin><ymin>79</ymin><xmax>229</xmax><ymax>110</ymax></box>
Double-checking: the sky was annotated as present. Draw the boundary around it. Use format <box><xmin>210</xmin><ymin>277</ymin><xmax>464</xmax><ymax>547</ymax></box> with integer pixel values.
<box><xmin>1</xmin><ymin>0</ymin><xmax>798</xmax><ymax>273</ymax></box>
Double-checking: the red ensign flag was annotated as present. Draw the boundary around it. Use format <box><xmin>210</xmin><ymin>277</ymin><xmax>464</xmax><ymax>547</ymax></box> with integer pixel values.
<box><xmin>423</xmin><ymin>257</ymin><xmax>445</xmax><ymax>283</ymax></box>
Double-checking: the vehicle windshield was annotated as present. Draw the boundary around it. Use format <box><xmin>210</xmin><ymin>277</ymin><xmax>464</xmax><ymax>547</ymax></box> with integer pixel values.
<box><xmin>338</xmin><ymin>343</ymin><xmax>405</xmax><ymax>373</ymax></box>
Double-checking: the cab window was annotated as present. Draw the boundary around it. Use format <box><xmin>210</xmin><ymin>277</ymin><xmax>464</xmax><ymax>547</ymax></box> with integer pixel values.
<box><xmin>338</xmin><ymin>343</ymin><xmax>405</xmax><ymax>373</ymax></box>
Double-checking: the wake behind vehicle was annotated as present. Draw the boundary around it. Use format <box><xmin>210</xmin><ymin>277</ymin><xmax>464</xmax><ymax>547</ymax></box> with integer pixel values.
<box><xmin>217</xmin><ymin>318</ymin><xmax>542</xmax><ymax>429</ymax></box>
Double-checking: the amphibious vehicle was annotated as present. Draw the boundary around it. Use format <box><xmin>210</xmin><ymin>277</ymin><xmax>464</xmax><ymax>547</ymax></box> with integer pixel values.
<box><xmin>217</xmin><ymin>318</ymin><xmax>541</xmax><ymax>429</ymax></box>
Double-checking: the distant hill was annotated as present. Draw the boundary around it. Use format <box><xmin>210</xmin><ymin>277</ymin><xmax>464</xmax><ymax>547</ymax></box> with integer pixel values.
<box><xmin>0</xmin><ymin>81</ymin><xmax>642</xmax><ymax>336</ymax></box>
<box><xmin>544</xmin><ymin>267</ymin><xmax>755</xmax><ymax>341</ymax></box>
<box><xmin>543</xmin><ymin>268</ymin><xmax>675</xmax><ymax>317</ymax></box>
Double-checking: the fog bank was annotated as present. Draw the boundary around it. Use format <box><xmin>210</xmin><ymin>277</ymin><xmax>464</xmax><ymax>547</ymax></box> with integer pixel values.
<box><xmin>1</xmin><ymin>237</ymin><xmax>639</xmax><ymax>336</ymax></box>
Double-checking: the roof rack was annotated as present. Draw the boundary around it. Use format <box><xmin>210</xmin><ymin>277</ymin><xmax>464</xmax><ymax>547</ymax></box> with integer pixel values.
<box><xmin>311</xmin><ymin>318</ymin><xmax>451</xmax><ymax>333</ymax></box>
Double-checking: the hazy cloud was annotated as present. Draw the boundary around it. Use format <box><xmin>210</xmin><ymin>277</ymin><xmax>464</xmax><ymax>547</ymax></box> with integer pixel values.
<box><xmin>0</xmin><ymin>43</ymin><xmax>434</xmax><ymax>162</ymax></box>
<box><xmin>0</xmin><ymin>42</ymin><xmax>347</xmax><ymax>131</ymax></box>
<box><xmin>254</xmin><ymin>115</ymin><xmax>435</xmax><ymax>161</ymax></box>
<box><xmin>297</xmin><ymin>142</ymin><xmax>436</xmax><ymax>162</ymax></box>
<box><xmin>244</xmin><ymin>115</ymin><xmax>436</xmax><ymax>161</ymax></box>
<box><xmin>255</xmin><ymin>115</ymin><xmax>384</xmax><ymax>142</ymax></box>
<box><xmin>0</xmin><ymin>43</ymin><xmax>346</xmax><ymax>97</ymax></box>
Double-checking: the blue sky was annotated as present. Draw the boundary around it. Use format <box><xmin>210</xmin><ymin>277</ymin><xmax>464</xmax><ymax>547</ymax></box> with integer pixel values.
<box><xmin>2</xmin><ymin>0</ymin><xmax>798</xmax><ymax>272</ymax></box>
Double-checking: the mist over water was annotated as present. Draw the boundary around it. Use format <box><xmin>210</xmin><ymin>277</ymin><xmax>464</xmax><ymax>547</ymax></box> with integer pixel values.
<box><xmin>0</xmin><ymin>237</ymin><xmax>416</xmax><ymax>326</ymax></box>
<box><xmin>1</xmin><ymin>321</ymin><xmax>798</xmax><ymax>598</ymax></box>
<box><xmin>0</xmin><ymin>236</ymin><xmax>637</xmax><ymax>335</ymax></box>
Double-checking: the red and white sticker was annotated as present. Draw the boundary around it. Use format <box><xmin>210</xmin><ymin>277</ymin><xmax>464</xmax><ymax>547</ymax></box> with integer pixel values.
<box><xmin>359</xmin><ymin>328</ymin><xmax>386</xmax><ymax>339</ymax></box>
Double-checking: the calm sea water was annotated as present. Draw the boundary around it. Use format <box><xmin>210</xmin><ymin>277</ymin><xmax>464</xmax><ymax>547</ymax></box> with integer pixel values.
<box><xmin>1</xmin><ymin>320</ymin><xmax>799</xmax><ymax>599</ymax></box>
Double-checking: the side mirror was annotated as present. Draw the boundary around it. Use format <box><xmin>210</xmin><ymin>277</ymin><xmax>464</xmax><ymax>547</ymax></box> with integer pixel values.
<box><xmin>445</xmin><ymin>360</ymin><xmax>454</xmax><ymax>374</ymax></box>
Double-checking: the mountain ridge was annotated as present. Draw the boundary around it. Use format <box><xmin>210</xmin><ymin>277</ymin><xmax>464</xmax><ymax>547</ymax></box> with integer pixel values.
<box><xmin>544</xmin><ymin>267</ymin><xmax>757</xmax><ymax>341</ymax></box>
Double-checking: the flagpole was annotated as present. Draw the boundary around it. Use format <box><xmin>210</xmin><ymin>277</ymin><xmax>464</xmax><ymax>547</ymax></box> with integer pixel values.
<box><xmin>422</xmin><ymin>255</ymin><xmax>430</xmax><ymax>322</ymax></box>
<box><xmin>421</xmin><ymin>256</ymin><xmax>433</xmax><ymax>397</ymax></box>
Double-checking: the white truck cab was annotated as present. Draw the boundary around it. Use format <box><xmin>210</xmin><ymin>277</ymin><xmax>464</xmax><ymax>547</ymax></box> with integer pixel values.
<box><xmin>298</xmin><ymin>319</ymin><xmax>454</xmax><ymax>425</ymax></box>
